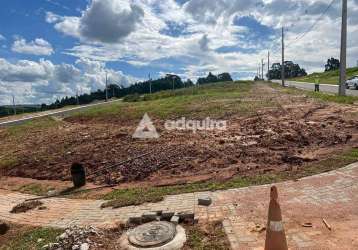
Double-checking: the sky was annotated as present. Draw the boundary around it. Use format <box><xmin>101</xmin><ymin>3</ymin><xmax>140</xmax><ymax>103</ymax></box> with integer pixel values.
<box><xmin>0</xmin><ymin>0</ymin><xmax>358</xmax><ymax>105</ymax></box>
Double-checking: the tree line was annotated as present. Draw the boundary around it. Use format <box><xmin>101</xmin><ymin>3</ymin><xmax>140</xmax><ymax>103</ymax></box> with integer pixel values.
<box><xmin>41</xmin><ymin>72</ymin><xmax>233</xmax><ymax>110</ymax></box>
<box><xmin>266</xmin><ymin>61</ymin><xmax>307</xmax><ymax>80</ymax></box>
<box><xmin>265</xmin><ymin>58</ymin><xmax>340</xmax><ymax>81</ymax></box>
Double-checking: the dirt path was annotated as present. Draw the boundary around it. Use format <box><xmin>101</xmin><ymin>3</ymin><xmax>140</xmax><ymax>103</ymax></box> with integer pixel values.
<box><xmin>0</xmin><ymin>162</ymin><xmax>357</xmax><ymax>249</ymax></box>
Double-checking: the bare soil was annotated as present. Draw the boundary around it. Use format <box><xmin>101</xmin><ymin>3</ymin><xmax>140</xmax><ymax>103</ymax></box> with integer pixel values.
<box><xmin>1</xmin><ymin>84</ymin><xmax>358</xmax><ymax>188</ymax></box>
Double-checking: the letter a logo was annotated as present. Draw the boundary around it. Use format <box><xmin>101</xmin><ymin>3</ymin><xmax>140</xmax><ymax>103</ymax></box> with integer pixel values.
<box><xmin>132</xmin><ymin>113</ymin><xmax>159</xmax><ymax>139</ymax></box>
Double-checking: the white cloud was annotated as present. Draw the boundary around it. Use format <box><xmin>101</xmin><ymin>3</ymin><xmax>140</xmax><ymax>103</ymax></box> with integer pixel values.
<box><xmin>0</xmin><ymin>34</ymin><xmax>5</xmax><ymax>41</ymax></box>
<box><xmin>44</xmin><ymin>0</ymin><xmax>358</xmax><ymax>80</ymax></box>
<box><xmin>79</xmin><ymin>0</ymin><xmax>144</xmax><ymax>43</ymax></box>
<box><xmin>11</xmin><ymin>38</ymin><xmax>54</xmax><ymax>56</ymax></box>
<box><xmin>0</xmin><ymin>57</ymin><xmax>138</xmax><ymax>105</ymax></box>
<box><xmin>47</xmin><ymin>0</ymin><xmax>144</xmax><ymax>44</ymax></box>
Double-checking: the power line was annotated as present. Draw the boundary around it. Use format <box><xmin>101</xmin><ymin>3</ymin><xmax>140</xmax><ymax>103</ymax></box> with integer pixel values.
<box><xmin>287</xmin><ymin>0</ymin><xmax>336</xmax><ymax>47</ymax></box>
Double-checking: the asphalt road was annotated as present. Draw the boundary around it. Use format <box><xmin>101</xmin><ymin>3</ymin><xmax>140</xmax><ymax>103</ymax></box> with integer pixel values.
<box><xmin>0</xmin><ymin>99</ymin><xmax>122</xmax><ymax>127</ymax></box>
<box><xmin>271</xmin><ymin>80</ymin><xmax>358</xmax><ymax>96</ymax></box>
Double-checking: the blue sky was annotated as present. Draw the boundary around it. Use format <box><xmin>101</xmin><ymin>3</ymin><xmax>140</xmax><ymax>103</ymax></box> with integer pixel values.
<box><xmin>0</xmin><ymin>0</ymin><xmax>357</xmax><ymax>104</ymax></box>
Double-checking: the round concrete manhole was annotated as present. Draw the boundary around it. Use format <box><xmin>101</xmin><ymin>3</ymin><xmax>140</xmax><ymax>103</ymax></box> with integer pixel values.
<box><xmin>128</xmin><ymin>221</ymin><xmax>176</xmax><ymax>248</ymax></box>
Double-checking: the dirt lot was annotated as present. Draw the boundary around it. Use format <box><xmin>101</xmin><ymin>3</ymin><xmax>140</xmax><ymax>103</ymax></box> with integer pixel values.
<box><xmin>1</xmin><ymin>83</ymin><xmax>358</xmax><ymax>188</ymax></box>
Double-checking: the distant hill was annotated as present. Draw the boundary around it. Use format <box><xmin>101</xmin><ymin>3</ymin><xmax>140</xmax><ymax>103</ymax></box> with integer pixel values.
<box><xmin>292</xmin><ymin>67</ymin><xmax>358</xmax><ymax>85</ymax></box>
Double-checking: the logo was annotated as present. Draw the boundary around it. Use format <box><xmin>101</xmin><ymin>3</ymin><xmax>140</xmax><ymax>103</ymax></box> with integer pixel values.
<box><xmin>164</xmin><ymin>117</ymin><xmax>227</xmax><ymax>133</ymax></box>
<box><xmin>132</xmin><ymin>113</ymin><xmax>159</xmax><ymax>139</ymax></box>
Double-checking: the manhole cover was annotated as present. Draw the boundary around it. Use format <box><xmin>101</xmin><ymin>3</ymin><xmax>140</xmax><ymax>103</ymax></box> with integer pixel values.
<box><xmin>128</xmin><ymin>221</ymin><xmax>176</xmax><ymax>248</ymax></box>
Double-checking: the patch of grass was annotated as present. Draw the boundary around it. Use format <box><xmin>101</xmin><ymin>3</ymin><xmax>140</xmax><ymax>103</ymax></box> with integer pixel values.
<box><xmin>184</xmin><ymin>221</ymin><xmax>230</xmax><ymax>250</ymax></box>
<box><xmin>101</xmin><ymin>189</ymin><xmax>164</xmax><ymax>208</ymax></box>
<box><xmin>293</xmin><ymin>67</ymin><xmax>358</xmax><ymax>85</ymax></box>
<box><xmin>4</xmin><ymin>117</ymin><xmax>60</xmax><ymax>138</ymax></box>
<box><xmin>305</xmin><ymin>91</ymin><xmax>358</xmax><ymax>104</ymax></box>
<box><xmin>0</xmin><ymin>157</ymin><xmax>18</xmax><ymax>169</ymax></box>
<box><xmin>123</xmin><ymin>93</ymin><xmax>142</xmax><ymax>102</ymax></box>
<box><xmin>0</xmin><ymin>227</ymin><xmax>63</xmax><ymax>250</ymax></box>
<box><xmin>17</xmin><ymin>184</ymin><xmax>53</xmax><ymax>196</ymax></box>
<box><xmin>269</xmin><ymin>82</ymin><xmax>358</xmax><ymax>104</ymax></box>
<box><xmin>102</xmin><ymin>149</ymin><xmax>358</xmax><ymax>208</ymax></box>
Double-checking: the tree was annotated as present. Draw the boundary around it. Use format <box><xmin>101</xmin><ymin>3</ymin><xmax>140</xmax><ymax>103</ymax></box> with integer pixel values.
<box><xmin>218</xmin><ymin>72</ymin><xmax>233</xmax><ymax>82</ymax></box>
<box><xmin>196</xmin><ymin>72</ymin><xmax>233</xmax><ymax>85</ymax></box>
<box><xmin>184</xmin><ymin>79</ymin><xmax>194</xmax><ymax>87</ymax></box>
<box><xmin>325</xmin><ymin>58</ymin><xmax>340</xmax><ymax>72</ymax></box>
<box><xmin>268</xmin><ymin>61</ymin><xmax>307</xmax><ymax>80</ymax></box>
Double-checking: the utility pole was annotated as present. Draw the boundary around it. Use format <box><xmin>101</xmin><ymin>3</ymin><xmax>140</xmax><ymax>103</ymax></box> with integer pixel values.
<box><xmin>12</xmin><ymin>94</ymin><xmax>16</xmax><ymax>115</ymax></box>
<box><xmin>76</xmin><ymin>90</ymin><xmax>79</xmax><ymax>105</ymax></box>
<box><xmin>281</xmin><ymin>26</ymin><xmax>285</xmax><ymax>87</ymax></box>
<box><xmin>339</xmin><ymin>0</ymin><xmax>347</xmax><ymax>96</ymax></box>
<box><xmin>267</xmin><ymin>51</ymin><xmax>270</xmax><ymax>80</ymax></box>
<box><xmin>149</xmin><ymin>73</ymin><xmax>152</xmax><ymax>94</ymax></box>
<box><xmin>105</xmin><ymin>71</ymin><xmax>108</xmax><ymax>102</ymax></box>
<box><xmin>258</xmin><ymin>65</ymin><xmax>261</xmax><ymax>79</ymax></box>
<box><xmin>261</xmin><ymin>59</ymin><xmax>265</xmax><ymax>80</ymax></box>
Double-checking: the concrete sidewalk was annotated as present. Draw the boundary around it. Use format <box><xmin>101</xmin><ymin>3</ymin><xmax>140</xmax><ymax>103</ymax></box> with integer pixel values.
<box><xmin>1</xmin><ymin>162</ymin><xmax>358</xmax><ymax>249</ymax></box>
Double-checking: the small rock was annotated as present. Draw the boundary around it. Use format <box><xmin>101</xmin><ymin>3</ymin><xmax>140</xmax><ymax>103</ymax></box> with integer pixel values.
<box><xmin>128</xmin><ymin>216</ymin><xmax>142</xmax><ymax>225</ymax></box>
<box><xmin>37</xmin><ymin>238</ymin><xmax>44</xmax><ymax>243</ymax></box>
<box><xmin>161</xmin><ymin>211</ymin><xmax>175</xmax><ymax>220</ymax></box>
<box><xmin>48</xmin><ymin>243</ymin><xmax>60</xmax><ymax>248</ymax></box>
<box><xmin>80</xmin><ymin>243</ymin><xmax>89</xmax><ymax>250</ymax></box>
<box><xmin>142</xmin><ymin>211</ymin><xmax>157</xmax><ymax>222</ymax></box>
<box><xmin>198</xmin><ymin>196</ymin><xmax>212</xmax><ymax>206</ymax></box>
<box><xmin>170</xmin><ymin>215</ymin><xmax>180</xmax><ymax>225</ymax></box>
<box><xmin>38</xmin><ymin>206</ymin><xmax>48</xmax><ymax>210</ymax></box>
<box><xmin>176</xmin><ymin>211</ymin><xmax>194</xmax><ymax>220</ymax></box>
<box><xmin>47</xmin><ymin>190</ymin><xmax>56</xmax><ymax>196</ymax></box>
<box><xmin>59</xmin><ymin>232</ymin><xmax>68</xmax><ymax>240</ymax></box>
<box><xmin>72</xmin><ymin>245</ymin><xmax>80</xmax><ymax>250</ymax></box>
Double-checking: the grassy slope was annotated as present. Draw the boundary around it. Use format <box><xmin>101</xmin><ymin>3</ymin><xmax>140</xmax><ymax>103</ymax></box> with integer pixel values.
<box><xmin>292</xmin><ymin>67</ymin><xmax>358</xmax><ymax>84</ymax></box>
<box><xmin>70</xmin><ymin>81</ymin><xmax>260</xmax><ymax>121</ymax></box>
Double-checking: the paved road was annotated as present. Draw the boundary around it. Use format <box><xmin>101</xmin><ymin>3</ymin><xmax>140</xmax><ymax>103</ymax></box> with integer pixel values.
<box><xmin>1</xmin><ymin>162</ymin><xmax>357</xmax><ymax>249</ymax></box>
<box><xmin>0</xmin><ymin>99</ymin><xmax>122</xmax><ymax>127</ymax></box>
<box><xmin>271</xmin><ymin>80</ymin><xmax>358</xmax><ymax>96</ymax></box>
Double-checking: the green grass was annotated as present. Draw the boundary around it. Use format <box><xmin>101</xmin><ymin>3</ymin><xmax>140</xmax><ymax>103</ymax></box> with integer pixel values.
<box><xmin>184</xmin><ymin>222</ymin><xmax>230</xmax><ymax>250</ymax></box>
<box><xmin>0</xmin><ymin>157</ymin><xmax>18</xmax><ymax>169</ymax></box>
<box><xmin>293</xmin><ymin>67</ymin><xmax>358</xmax><ymax>84</ymax></box>
<box><xmin>101</xmin><ymin>148</ymin><xmax>358</xmax><ymax>208</ymax></box>
<box><xmin>70</xmin><ymin>82</ymin><xmax>262</xmax><ymax>121</ymax></box>
<box><xmin>3</xmin><ymin>117</ymin><xmax>60</xmax><ymax>138</ymax></box>
<box><xmin>17</xmin><ymin>184</ymin><xmax>54</xmax><ymax>196</ymax></box>
<box><xmin>270</xmin><ymin>82</ymin><xmax>358</xmax><ymax>104</ymax></box>
<box><xmin>0</xmin><ymin>227</ymin><xmax>63</xmax><ymax>250</ymax></box>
